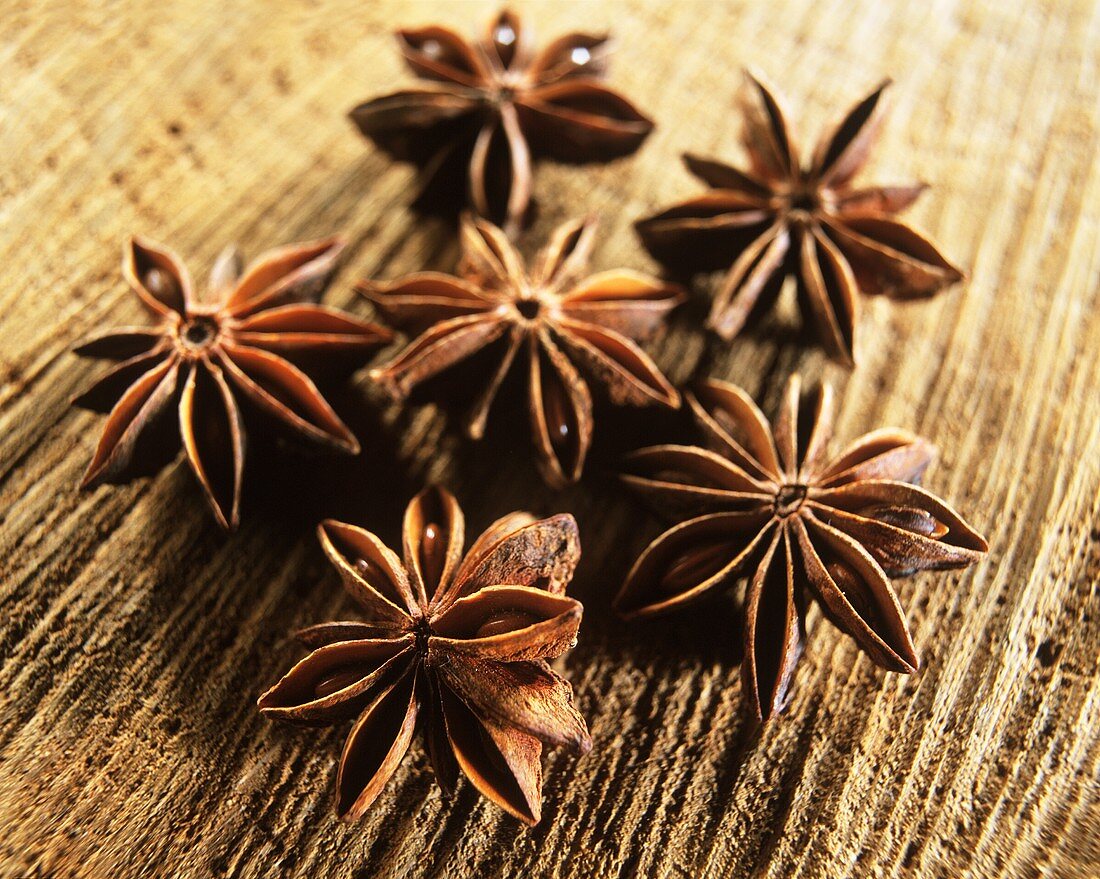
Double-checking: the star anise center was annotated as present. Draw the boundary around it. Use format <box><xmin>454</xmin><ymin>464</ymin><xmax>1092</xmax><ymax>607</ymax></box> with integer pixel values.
<box><xmin>514</xmin><ymin>297</ymin><xmax>542</xmax><ymax>321</ymax></box>
<box><xmin>412</xmin><ymin>614</ymin><xmax>434</xmax><ymax>660</ymax></box>
<box><xmin>774</xmin><ymin>483</ymin><xmax>808</xmax><ymax>518</ymax></box>
<box><xmin>480</xmin><ymin>35</ymin><xmax>528</xmax><ymax>103</ymax></box>
<box><xmin>486</xmin><ymin>76</ymin><xmax>525</xmax><ymax>107</ymax></box>
<box><xmin>778</xmin><ymin>180</ymin><xmax>827</xmax><ymax>223</ymax></box>
<box><xmin>788</xmin><ymin>189</ymin><xmax>819</xmax><ymax>212</ymax></box>
<box><xmin>177</xmin><ymin>314</ymin><xmax>220</xmax><ymax>353</ymax></box>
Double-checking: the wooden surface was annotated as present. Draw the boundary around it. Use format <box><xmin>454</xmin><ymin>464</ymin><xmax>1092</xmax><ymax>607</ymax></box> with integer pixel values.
<box><xmin>2</xmin><ymin>1</ymin><xmax>1098</xmax><ymax>877</ymax></box>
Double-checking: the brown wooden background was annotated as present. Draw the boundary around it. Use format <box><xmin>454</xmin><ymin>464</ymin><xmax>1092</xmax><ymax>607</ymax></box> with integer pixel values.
<box><xmin>2</xmin><ymin>1</ymin><xmax>1098</xmax><ymax>877</ymax></box>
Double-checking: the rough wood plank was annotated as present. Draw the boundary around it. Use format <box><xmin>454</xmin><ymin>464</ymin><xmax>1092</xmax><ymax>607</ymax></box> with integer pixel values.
<box><xmin>1</xmin><ymin>1</ymin><xmax>1098</xmax><ymax>877</ymax></box>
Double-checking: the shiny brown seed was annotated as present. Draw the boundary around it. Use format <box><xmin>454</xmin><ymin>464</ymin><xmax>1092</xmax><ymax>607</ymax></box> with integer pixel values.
<box><xmin>354</xmin><ymin>556</ymin><xmax>387</xmax><ymax>585</ymax></box>
<box><xmin>143</xmin><ymin>267</ymin><xmax>179</xmax><ymax>302</ymax></box>
<box><xmin>862</xmin><ymin>504</ymin><xmax>949</xmax><ymax>539</ymax></box>
<box><xmin>420</xmin><ymin>522</ymin><xmax>445</xmax><ymax>590</ymax></box>
<box><xmin>543</xmin><ymin>379</ymin><xmax>572</xmax><ymax>451</ymax></box>
<box><xmin>658</xmin><ymin>541</ymin><xmax>737</xmax><ymax>594</ymax></box>
<box><xmin>825</xmin><ymin>558</ymin><xmax>860</xmax><ymax>593</ymax></box>
<box><xmin>475</xmin><ymin>609</ymin><xmax>540</xmax><ymax>638</ymax></box>
<box><xmin>313</xmin><ymin>669</ymin><xmax>364</xmax><ymax>699</ymax></box>
<box><xmin>825</xmin><ymin>559</ymin><xmax>874</xmax><ymax>621</ymax></box>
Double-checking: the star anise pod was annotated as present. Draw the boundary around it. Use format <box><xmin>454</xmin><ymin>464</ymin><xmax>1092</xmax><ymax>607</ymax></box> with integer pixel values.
<box><xmin>360</xmin><ymin>214</ymin><xmax>683</xmax><ymax>487</ymax></box>
<box><xmin>616</xmin><ymin>374</ymin><xmax>987</xmax><ymax>721</ymax></box>
<box><xmin>635</xmin><ymin>71</ymin><xmax>964</xmax><ymax>365</ymax></box>
<box><xmin>349</xmin><ymin>8</ymin><xmax>654</xmax><ymax>234</ymax></box>
<box><xmin>73</xmin><ymin>236</ymin><xmax>392</xmax><ymax>530</ymax></box>
<box><xmin>258</xmin><ymin>486</ymin><xmax>591</xmax><ymax>825</ymax></box>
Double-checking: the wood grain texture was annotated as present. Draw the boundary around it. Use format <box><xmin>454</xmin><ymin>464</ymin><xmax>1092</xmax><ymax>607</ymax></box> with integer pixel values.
<box><xmin>1</xmin><ymin>1</ymin><xmax>1098</xmax><ymax>877</ymax></box>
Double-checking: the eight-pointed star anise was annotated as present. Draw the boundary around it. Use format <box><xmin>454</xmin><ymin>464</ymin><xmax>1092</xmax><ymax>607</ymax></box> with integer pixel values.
<box><xmin>73</xmin><ymin>236</ymin><xmax>391</xmax><ymax>530</ymax></box>
<box><xmin>360</xmin><ymin>214</ymin><xmax>683</xmax><ymax>487</ymax></box>
<box><xmin>636</xmin><ymin>71</ymin><xmax>964</xmax><ymax>365</ymax></box>
<box><xmin>258</xmin><ymin>486</ymin><xmax>591</xmax><ymax>825</ymax></box>
<box><xmin>350</xmin><ymin>8</ymin><xmax>654</xmax><ymax>234</ymax></box>
<box><xmin>616</xmin><ymin>374</ymin><xmax>987</xmax><ymax>721</ymax></box>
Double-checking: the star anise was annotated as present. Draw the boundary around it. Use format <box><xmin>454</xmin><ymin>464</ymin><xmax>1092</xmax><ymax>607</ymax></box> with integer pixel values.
<box><xmin>258</xmin><ymin>486</ymin><xmax>590</xmax><ymax>825</ymax></box>
<box><xmin>360</xmin><ymin>214</ymin><xmax>683</xmax><ymax>487</ymax></box>
<box><xmin>635</xmin><ymin>71</ymin><xmax>964</xmax><ymax>365</ymax></box>
<box><xmin>349</xmin><ymin>8</ymin><xmax>654</xmax><ymax>234</ymax></box>
<box><xmin>73</xmin><ymin>236</ymin><xmax>392</xmax><ymax>530</ymax></box>
<box><xmin>616</xmin><ymin>374</ymin><xmax>987</xmax><ymax>721</ymax></box>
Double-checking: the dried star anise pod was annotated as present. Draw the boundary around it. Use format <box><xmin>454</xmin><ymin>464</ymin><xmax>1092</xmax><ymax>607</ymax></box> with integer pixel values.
<box><xmin>73</xmin><ymin>236</ymin><xmax>392</xmax><ymax>530</ymax></box>
<box><xmin>349</xmin><ymin>8</ymin><xmax>653</xmax><ymax>234</ymax></box>
<box><xmin>616</xmin><ymin>374</ymin><xmax>987</xmax><ymax>721</ymax></box>
<box><xmin>635</xmin><ymin>71</ymin><xmax>964</xmax><ymax>365</ymax></box>
<box><xmin>258</xmin><ymin>486</ymin><xmax>591</xmax><ymax>825</ymax></box>
<box><xmin>360</xmin><ymin>214</ymin><xmax>683</xmax><ymax>487</ymax></box>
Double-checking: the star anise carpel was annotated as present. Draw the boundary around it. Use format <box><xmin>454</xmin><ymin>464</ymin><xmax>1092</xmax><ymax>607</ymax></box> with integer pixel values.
<box><xmin>258</xmin><ymin>486</ymin><xmax>590</xmax><ymax>825</ymax></box>
<box><xmin>616</xmin><ymin>374</ymin><xmax>987</xmax><ymax>722</ymax></box>
<box><xmin>360</xmin><ymin>214</ymin><xmax>683</xmax><ymax>488</ymax></box>
<box><xmin>73</xmin><ymin>236</ymin><xmax>391</xmax><ymax>530</ymax></box>
<box><xmin>350</xmin><ymin>8</ymin><xmax>654</xmax><ymax>234</ymax></box>
<box><xmin>635</xmin><ymin>71</ymin><xmax>964</xmax><ymax>365</ymax></box>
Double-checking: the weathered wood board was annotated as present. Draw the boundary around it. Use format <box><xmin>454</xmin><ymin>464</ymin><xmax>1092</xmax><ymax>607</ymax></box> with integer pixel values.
<box><xmin>1</xmin><ymin>1</ymin><xmax>1098</xmax><ymax>876</ymax></box>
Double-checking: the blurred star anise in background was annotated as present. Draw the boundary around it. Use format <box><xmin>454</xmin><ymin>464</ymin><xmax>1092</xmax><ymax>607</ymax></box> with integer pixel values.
<box><xmin>350</xmin><ymin>8</ymin><xmax>654</xmax><ymax>234</ymax></box>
